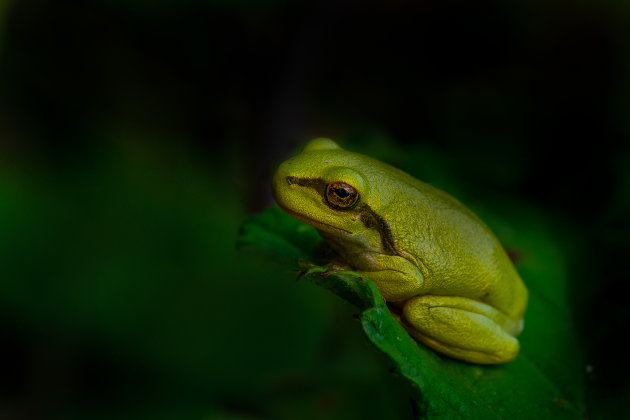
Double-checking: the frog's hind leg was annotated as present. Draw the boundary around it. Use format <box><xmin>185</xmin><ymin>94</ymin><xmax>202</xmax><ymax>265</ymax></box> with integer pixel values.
<box><xmin>402</xmin><ymin>295</ymin><xmax>522</xmax><ymax>364</ymax></box>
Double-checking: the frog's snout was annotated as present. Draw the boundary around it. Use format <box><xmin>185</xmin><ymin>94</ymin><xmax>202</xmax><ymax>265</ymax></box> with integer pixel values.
<box><xmin>271</xmin><ymin>161</ymin><xmax>293</xmax><ymax>203</ymax></box>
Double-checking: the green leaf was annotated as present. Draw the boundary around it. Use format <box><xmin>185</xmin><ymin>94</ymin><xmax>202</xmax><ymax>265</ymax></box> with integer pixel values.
<box><xmin>238</xmin><ymin>206</ymin><xmax>320</xmax><ymax>268</ymax></box>
<box><xmin>238</xmin><ymin>206</ymin><xmax>586</xmax><ymax>419</ymax></box>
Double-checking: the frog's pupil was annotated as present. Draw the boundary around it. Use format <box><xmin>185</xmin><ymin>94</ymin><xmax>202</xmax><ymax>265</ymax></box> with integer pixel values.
<box><xmin>335</xmin><ymin>188</ymin><xmax>349</xmax><ymax>198</ymax></box>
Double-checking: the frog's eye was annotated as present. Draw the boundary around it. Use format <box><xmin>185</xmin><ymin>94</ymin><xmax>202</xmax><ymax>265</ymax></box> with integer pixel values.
<box><xmin>326</xmin><ymin>181</ymin><xmax>359</xmax><ymax>209</ymax></box>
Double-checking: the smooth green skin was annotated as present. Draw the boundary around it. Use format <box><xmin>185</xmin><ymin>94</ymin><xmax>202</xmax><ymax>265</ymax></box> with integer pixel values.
<box><xmin>272</xmin><ymin>138</ymin><xmax>529</xmax><ymax>364</ymax></box>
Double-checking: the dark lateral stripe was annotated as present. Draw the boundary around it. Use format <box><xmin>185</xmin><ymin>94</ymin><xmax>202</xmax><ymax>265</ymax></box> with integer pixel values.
<box><xmin>286</xmin><ymin>176</ymin><xmax>326</xmax><ymax>195</ymax></box>
<box><xmin>357</xmin><ymin>204</ymin><xmax>400</xmax><ymax>256</ymax></box>
<box><xmin>285</xmin><ymin>175</ymin><xmax>400</xmax><ymax>257</ymax></box>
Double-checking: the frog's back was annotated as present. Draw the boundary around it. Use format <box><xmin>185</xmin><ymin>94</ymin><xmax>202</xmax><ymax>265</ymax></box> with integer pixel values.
<box><xmin>387</xmin><ymin>177</ymin><xmax>528</xmax><ymax>319</ymax></box>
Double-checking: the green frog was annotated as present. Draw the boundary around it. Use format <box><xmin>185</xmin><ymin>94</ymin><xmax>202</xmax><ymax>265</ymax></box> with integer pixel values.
<box><xmin>271</xmin><ymin>138</ymin><xmax>528</xmax><ymax>364</ymax></box>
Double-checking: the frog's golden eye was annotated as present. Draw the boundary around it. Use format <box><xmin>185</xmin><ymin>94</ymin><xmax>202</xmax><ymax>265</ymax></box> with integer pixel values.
<box><xmin>326</xmin><ymin>181</ymin><xmax>359</xmax><ymax>209</ymax></box>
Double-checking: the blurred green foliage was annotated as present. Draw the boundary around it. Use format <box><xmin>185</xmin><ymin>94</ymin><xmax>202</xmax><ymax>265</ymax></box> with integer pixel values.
<box><xmin>0</xmin><ymin>139</ymin><xmax>414</xmax><ymax>419</ymax></box>
<box><xmin>0</xmin><ymin>0</ymin><xmax>628</xmax><ymax>419</ymax></box>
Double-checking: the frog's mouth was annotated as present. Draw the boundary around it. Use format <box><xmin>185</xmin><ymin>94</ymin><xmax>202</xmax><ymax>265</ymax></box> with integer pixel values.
<box><xmin>279</xmin><ymin>205</ymin><xmax>352</xmax><ymax>235</ymax></box>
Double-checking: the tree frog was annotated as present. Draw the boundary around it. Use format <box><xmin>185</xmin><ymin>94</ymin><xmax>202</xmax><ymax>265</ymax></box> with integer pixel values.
<box><xmin>271</xmin><ymin>138</ymin><xmax>528</xmax><ymax>364</ymax></box>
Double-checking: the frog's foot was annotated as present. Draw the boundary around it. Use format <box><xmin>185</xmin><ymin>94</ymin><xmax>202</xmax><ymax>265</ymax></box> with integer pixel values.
<box><xmin>325</xmin><ymin>261</ymin><xmax>352</xmax><ymax>271</ymax></box>
<box><xmin>402</xmin><ymin>295</ymin><xmax>521</xmax><ymax>364</ymax></box>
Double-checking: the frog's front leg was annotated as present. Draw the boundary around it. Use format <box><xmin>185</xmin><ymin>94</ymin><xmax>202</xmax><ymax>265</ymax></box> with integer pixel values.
<box><xmin>402</xmin><ymin>295</ymin><xmax>522</xmax><ymax>364</ymax></box>
<box><xmin>359</xmin><ymin>254</ymin><xmax>425</xmax><ymax>302</ymax></box>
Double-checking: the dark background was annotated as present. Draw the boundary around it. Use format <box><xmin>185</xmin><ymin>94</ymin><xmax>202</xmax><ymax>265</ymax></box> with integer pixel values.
<box><xmin>0</xmin><ymin>1</ymin><xmax>628</xmax><ymax>419</ymax></box>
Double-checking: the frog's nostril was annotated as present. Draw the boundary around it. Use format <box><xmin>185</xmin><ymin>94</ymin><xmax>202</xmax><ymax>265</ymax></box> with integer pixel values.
<box><xmin>286</xmin><ymin>176</ymin><xmax>296</xmax><ymax>185</ymax></box>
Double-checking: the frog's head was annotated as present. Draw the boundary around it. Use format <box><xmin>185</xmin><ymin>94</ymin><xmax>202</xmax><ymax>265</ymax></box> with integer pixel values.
<box><xmin>272</xmin><ymin>138</ymin><xmax>397</xmax><ymax>255</ymax></box>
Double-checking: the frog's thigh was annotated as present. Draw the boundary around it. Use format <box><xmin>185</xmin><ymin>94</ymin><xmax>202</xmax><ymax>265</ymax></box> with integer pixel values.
<box><xmin>402</xmin><ymin>295</ymin><xmax>520</xmax><ymax>364</ymax></box>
